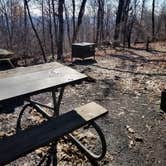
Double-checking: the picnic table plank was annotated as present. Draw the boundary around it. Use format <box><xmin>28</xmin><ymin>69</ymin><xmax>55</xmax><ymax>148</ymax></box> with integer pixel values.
<box><xmin>0</xmin><ymin>62</ymin><xmax>86</xmax><ymax>101</ymax></box>
<box><xmin>75</xmin><ymin>102</ymin><xmax>108</xmax><ymax>121</ymax></box>
<box><xmin>0</xmin><ymin>62</ymin><xmax>63</xmax><ymax>78</ymax></box>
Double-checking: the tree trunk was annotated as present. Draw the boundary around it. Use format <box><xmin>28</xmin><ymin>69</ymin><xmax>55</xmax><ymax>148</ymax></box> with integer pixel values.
<box><xmin>64</xmin><ymin>4</ymin><xmax>71</xmax><ymax>46</ymax></box>
<box><xmin>152</xmin><ymin>0</ymin><xmax>155</xmax><ymax>40</ymax></box>
<box><xmin>23</xmin><ymin>0</ymin><xmax>28</xmax><ymax>66</ymax></box>
<box><xmin>122</xmin><ymin>0</ymin><xmax>131</xmax><ymax>48</ymax></box>
<box><xmin>24</xmin><ymin>0</ymin><xmax>47</xmax><ymax>63</ymax></box>
<box><xmin>41</xmin><ymin>0</ymin><xmax>46</xmax><ymax>51</ymax></box>
<box><xmin>4</xmin><ymin>12</ymin><xmax>12</xmax><ymax>49</ymax></box>
<box><xmin>72</xmin><ymin>0</ymin><xmax>76</xmax><ymax>37</ymax></box>
<box><xmin>96</xmin><ymin>0</ymin><xmax>104</xmax><ymax>44</ymax></box>
<box><xmin>52</xmin><ymin>0</ymin><xmax>58</xmax><ymax>48</ymax></box>
<box><xmin>140</xmin><ymin>0</ymin><xmax>145</xmax><ymax>23</ymax></box>
<box><xmin>57</xmin><ymin>0</ymin><xmax>64</xmax><ymax>61</ymax></box>
<box><xmin>48</xmin><ymin>0</ymin><xmax>54</xmax><ymax>60</ymax></box>
<box><xmin>72</xmin><ymin>0</ymin><xmax>87</xmax><ymax>42</ymax></box>
<box><xmin>113</xmin><ymin>0</ymin><xmax>124</xmax><ymax>44</ymax></box>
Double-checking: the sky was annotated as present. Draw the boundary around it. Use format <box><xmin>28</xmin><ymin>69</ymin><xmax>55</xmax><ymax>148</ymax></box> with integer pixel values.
<box><xmin>30</xmin><ymin>0</ymin><xmax>165</xmax><ymax>16</ymax></box>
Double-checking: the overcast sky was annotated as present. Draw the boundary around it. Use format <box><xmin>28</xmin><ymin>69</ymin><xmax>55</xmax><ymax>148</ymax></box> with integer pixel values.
<box><xmin>30</xmin><ymin>0</ymin><xmax>165</xmax><ymax>16</ymax></box>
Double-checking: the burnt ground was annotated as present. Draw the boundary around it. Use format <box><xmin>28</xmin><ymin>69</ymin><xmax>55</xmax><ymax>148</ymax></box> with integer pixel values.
<box><xmin>0</xmin><ymin>43</ymin><xmax>166</xmax><ymax>166</ymax></box>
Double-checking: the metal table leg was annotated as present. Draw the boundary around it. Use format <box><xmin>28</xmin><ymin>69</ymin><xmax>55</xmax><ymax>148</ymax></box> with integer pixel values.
<box><xmin>67</xmin><ymin>121</ymin><xmax>107</xmax><ymax>161</ymax></box>
<box><xmin>16</xmin><ymin>87</ymin><xmax>107</xmax><ymax>164</ymax></box>
<box><xmin>50</xmin><ymin>87</ymin><xmax>65</xmax><ymax>166</ymax></box>
<box><xmin>16</xmin><ymin>87</ymin><xmax>65</xmax><ymax>166</ymax></box>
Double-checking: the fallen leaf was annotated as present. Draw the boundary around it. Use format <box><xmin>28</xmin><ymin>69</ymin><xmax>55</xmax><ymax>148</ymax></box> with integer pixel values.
<box><xmin>126</xmin><ymin>125</ymin><xmax>135</xmax><ymax>133</ymax></box>
<box><xmin>129</xmin><ymin>140</ymin><xmax>135</xmax><ymax>148</ymax></box>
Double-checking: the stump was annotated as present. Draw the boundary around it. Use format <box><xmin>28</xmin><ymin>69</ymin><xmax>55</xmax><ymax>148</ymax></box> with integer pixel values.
<box><xmin>160</xmin><ymin>90</ymin><xmax>166</xmax><ymax>112</ymax></box>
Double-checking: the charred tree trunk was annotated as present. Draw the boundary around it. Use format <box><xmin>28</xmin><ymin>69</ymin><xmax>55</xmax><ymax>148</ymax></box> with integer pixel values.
<box><xmin>72</xmin><ymin>0</ymin><xmax>76</xmax><ymax>37</ymax></box>
<box><xmin>4</xmin><ymin>12</ymin><xmax>12</xmax><ymax>49</ymax></box>
<box><xmin>113</xmin><ymin>0</ymin><xmax>124</xmax><ymax>46</ymax></box>
<box><xmin>52</xmin><ymin>0</ymin><xmax>58</xmax><ymax>48</ymax></box>
<box><xmin>41</xmin><ymin>0</ymin><xmax>46</xmax><ymax>51</ymax></box>
<box><xmin>121</xmin><ymin>0</ymin><xmax>131</xmax><ymax>48</ymax></box>
<box><xmin>23</xmin><ymin>0</ymin><xmax>28</xmax><ymax>66</ymax></box>
<box><xmin>146</xmin><ymin>37</ymin><xmax>150</xmax><ymax>51</ymax></box>
<box><xmin>24</xmin><ymin>0</ymin><xmax>47</xmax><ymax>63</ymax></box>
<box><xmin>140</xmin><ymin>0</ymin><xmax>145</xmax><ymax>23</ymax></box>
<box><xmin>72</xmin><ymin>0</ymin><xmax>87</xmax><ymax>42</ymax></box>
<box><xmin>96</xmin><ymin>0</ymin><xmax>105</xmax><ymax>44</ymax></box>
<box><xmin>134</xmin><ymin>0</ymin><xmax>145</xmax><ymax>45</ymax></box>
<box><xmin>57</xmin><ymin>0</ymin><xmax>64</xmax><ymax>61</ymax></box>
<box><xmin>152</xmin><ymin>0</ymin><xmax>155</xmax><ymax>40</ymax></box>
<box><xmin>64</xmin><ymin>4</ymin><xmax>71</xmax><ymax>46</ymax></box>
<box><xmin>48</xmin><ymin>0</ymin><xmax>54</xmax><ymax>60</ymax></box>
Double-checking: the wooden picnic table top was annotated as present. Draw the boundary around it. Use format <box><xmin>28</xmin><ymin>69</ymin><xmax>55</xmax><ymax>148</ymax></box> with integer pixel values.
<box><xmin>0</xmin><ymin>49</ymin><xmax>14</xmax><ymax>59</ymax></box>
<box><xmin>0</xmin><ymin>49</ymin><xmax>14</xmax><ymax>55</ymax></box>
<box><xmin>0</xmin><ymin>62</ymin><xmax>87</xmax><ymax>102</ymax></box>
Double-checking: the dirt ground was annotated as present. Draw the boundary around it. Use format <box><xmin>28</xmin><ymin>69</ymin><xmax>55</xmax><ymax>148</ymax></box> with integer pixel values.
<box><xmin>0</xmin><ymin>42</ymin><xmax>166</xmax><ymax>166</ymax></box>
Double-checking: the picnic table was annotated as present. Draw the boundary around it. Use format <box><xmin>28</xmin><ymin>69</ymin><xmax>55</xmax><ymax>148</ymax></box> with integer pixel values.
<box><xmin>0</xmin><ymin>49</ymin><xmax>15</xmax><ymax>70</ymax></box>
<box><xmin>0</xmin><ymin>62</ymin><xmax>108</xmax><ymax>165</ymax></box>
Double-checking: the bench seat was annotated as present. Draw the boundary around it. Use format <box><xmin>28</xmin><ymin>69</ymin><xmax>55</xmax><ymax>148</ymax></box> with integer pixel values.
<box><xmin>0</xmin><ymin>102</ymin><xmax>107</xmax><ymax>165</ymax></box>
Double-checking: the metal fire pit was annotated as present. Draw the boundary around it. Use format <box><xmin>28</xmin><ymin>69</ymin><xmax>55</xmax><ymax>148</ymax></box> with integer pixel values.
<box><xmin>72</xmin><ymin>42</ymin><xmax>96</xmax><ymax>61</ymax></box>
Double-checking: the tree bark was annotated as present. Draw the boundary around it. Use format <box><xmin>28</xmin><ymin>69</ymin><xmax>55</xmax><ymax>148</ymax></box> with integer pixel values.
<box><xmin>23</xmin><ymin>0</ymin><xmax>28</xmax><ymax>65</ymax></box>
<box><xmin>72</xmin><ymin>0</ymin><xmax>87</xmax><ymax>42</ymax></box>
<box><xmin>72</xmin><ymin>0</ymin><xmax>76</xmax><ymax>36</ymax></box>
<box><xmin>113</xmin><ymin>0</ymin><xmax>124</xmax><ymax>43</ymax></box>
<box><xmin>24</xmin><ymin>0</ymin><xmax>47</xmax><ymax>63</ymax></box>
<box><xmin>41</xmin><ymin>0</ymin><xmax>46</xmax><ymax>51</ymax></box>
<box><xmin>140</xmin><ymin>0</ymin><xmax>145</xmax><ymax>23</ymax></box>
<box><xmin>51</xmin><ymin>0</ymin><xmax>58</xmax><ymax>48</ymax></box>
<box><xmin>57</xmin><ymin>0</ymin><xmax>64</xmax><ymax>61</ymax></box>
<box><xmin>48</xmin><ymin>0</ymin><xmax>54</xmax><ymax>60</ymax></box>
<box><xmin>96</xmin><ymin>0</ymin><xmax>105</xmax><ymax>44</ymax></box>
<box><xmin>64</xmin><ymin>3</ymin><xmax>71</xmax><ymax>46</ymax></box>
<box><xmin>152</xmin><ymin>0</ymin><xmax>155</xmax><ymax>40</ymax></box>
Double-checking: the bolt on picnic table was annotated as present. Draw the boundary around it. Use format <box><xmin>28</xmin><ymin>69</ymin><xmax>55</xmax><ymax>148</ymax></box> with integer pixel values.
<box><xmin>0</xmin><ymin>62</ymin><xmax>108</xmax><ymax>165</ymax></box>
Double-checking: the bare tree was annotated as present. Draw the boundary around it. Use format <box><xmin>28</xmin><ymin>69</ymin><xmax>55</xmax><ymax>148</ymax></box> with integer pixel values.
<box><xmin>152</xmin><ymin>0</ymin><xmax>155</xmax><ymax>40</ymax></box>
<box><xmin>113</xmin><ymin>0</ymin><xmax>124</xmax><ymax>46</ymax></box>
<box><xmin>51</xmin><ymin>0</ymin><xmax>58</xmax><ymax>48</ymax></box>
<box><xmin>47</xmin><ymin>0</ymin><xmax>54</xmax><ymax>59</ymax></box>
<box><xmin>57</xmin><ymin>0</ymin><xmax>64</xmax><ymax>61</ymax></box>
<box><xmin>72</xmin><ymin>0</ymin><xmax>87</xmax><ymax>42</ymax></box>
<box><xmin>140</xmin><ymin>0</ymin><xmax>146</xmax><ymax>23</ymax></box>
<box><xmin>24</xmin><ymin>0</ymin><xmax>47</xmax><ymax>63</ymax></box>
<box><xmin>64</xmin><ymin>3</ymin><xmax>71</xmax><ymax>46</ymax></box>
<box><xmin>41</xmin><ymin>0</ymin><xmax>46</xmax><ymax>51</ymax></box>
<box><xmin>96</xmin><ymin>0</ymin><xmax>105</xmax><ymax>44</ymax></box>
<box><xmin>72</xmin><ymin>0</ymin><xmax>76</xmax><ymax>36</ymax></box>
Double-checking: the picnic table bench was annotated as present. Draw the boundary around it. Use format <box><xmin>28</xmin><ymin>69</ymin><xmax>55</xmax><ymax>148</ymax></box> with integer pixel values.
<box><xmin>0</xmin><ymin>62</ymin><xmax>108</xmax><ymax>165</ymax></box>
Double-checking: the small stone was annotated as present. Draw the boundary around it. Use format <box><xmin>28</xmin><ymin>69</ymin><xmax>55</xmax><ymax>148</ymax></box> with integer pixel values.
<box><xmin>35</xmin><ymin>149</ymin><xmax>44</xmax><ymax>157</ymax></box>
<box><xmin>126</xmin><ymin>125</ymin><xmax>135</xmax><ymax>133</ymax></box>
<box><xmin>0</xmin><ymin>131</ymin><xmax>5</xmax><ymax>138</ymax></box>
<box><xmin>129</xmin><ymin>140</ymin><xmax>135</xmax><ymax>148</ymax></box>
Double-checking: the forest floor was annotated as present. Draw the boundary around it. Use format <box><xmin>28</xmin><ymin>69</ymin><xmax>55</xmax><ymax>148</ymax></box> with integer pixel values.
<box><xmin>0</xmin><ymin>42</ymin><xmax>166</xmax><ymax>166</ymax></box>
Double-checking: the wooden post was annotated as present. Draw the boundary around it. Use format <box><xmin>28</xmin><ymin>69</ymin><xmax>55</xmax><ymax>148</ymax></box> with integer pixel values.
<box><xmin>146</xmin><ymin>37</ymin><xmax>150</xmax><ymax>51</ymax></box>
<box><xmin>160</xmin><ymin>90</ymin><xmax>166</xmax><ymax>112</ymax></box>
